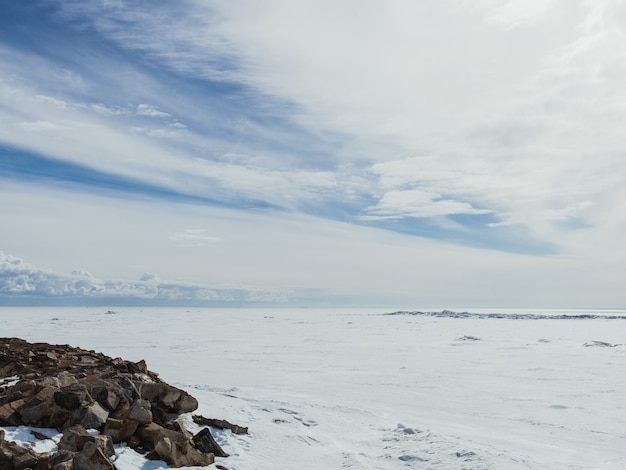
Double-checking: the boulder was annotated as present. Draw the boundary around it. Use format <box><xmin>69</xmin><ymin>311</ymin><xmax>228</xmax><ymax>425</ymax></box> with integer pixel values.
<box><xmin>58</xmin><ymin>425</ymin><xmax>114</xmax><ymax>457</ymax></box>
<box><xmin>193</xmin><ymin>427</ymin><xmax>229</xmax><ymax>457</ymax></box>
<box><xmin>81</xmin><ymin>402</ymin><xmax>109</xmax><ymax>430</ymax></box>
<box><xmin>72</xmin><ymin>441</ymin><xmax>115</xmax><ymax>470</ymax></box>
<box><xmin>127</xmin><ymin>399</ymin><xmax>152</xmax><ymax>425</ymax></box>
<box><xmin>154</xmin><ymin>435</ymin><xmax>214</xmax><ymax>468</ymax></box>
<box><xmin>103</xmin><ymin>418</ymin><xmax>138</xmax><ymax>443</ymax></box>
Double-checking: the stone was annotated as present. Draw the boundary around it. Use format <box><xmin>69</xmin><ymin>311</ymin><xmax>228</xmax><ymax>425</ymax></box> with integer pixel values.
<box><xmin>174</xmin><ymin>393</ymin><xmax>198</xmax><ymax>414</ymax></box>
<box><xmin>127</xmin><ymin>399</ymin><xmax>152</xmax><ymax>425</ymax></box>
<box><xmin>0</xmin><ymin>429</ymin><xmax>45</xmax><ymax>470</ymax></box>
<box><xmin>163</xmin><ymin>421</ymin><xmax>192</xmax><ymax>439</ymax></box>
<box><xmin>12</xmin><ymin>452</ymin><xmax>38</xmax><ymax>469</ymax></box>
<box><xmin>52</xmin><ymin>460</ymin><xmax>74</xmax><ymax>470</ymax></box>
<box><xmin>128</xmin><ymin>359</ymin><xmax>148</xmax><ymax>374</ymax></box>
<box><xmin>0</xmin><ymin>338</ymin><xmax>228</xmax><ymax>468</ymax></box>
<box><xmin>17</xmin><ymin>388</ymin><xmax>71</xmax><ymax>428</ymax></box>
<box><xmin>76</xmin><ymin>434</ymin><xmax>115</xmax><ymax>458</ymax></box>
<box><xmin>54</xmin><ymin>390</ymin><xmax>84</xmax><ymax>410</ymax></box>
<box><xmin>127</xmin><ymin>435</ymin><xmax>140</xmax><ymax>449</ymax></box>
<box><xmin>58</xmin><ymin>425</ymin><xmax>89</xmax><ymax>452</ymax></box>
<box><xmin>193</xmin><ymin>427</ymin><xmax>229</xmax><ymax>457</ymax></box>
<box><xmin>0</xmin><ymin>398</ymin><xmax>26</xmax><ymax>426</ymax></box>
<box><xmin>192</xmin><ymin>415</ymin><xmax>249</xmax><ymax>435</ymax></box>
<box><xmin>154</xmin><ymin>436</ymin><xmax>214</xmax><ymax>468</ymax></box>
<box><xmin>94</xmin><ymin>388</ymin><xmax>120</xmax><ymax>412</ymax></box>
<box><xmin>81</xmin><ymin>402</ymin><xmax>109</xmax><ymax>430</ymax></box>
<box><xmin>103</xmin><ymin>418</ymin><xmax>138</xmax><ymax>443</ymax></box>
<box><xmin>73</xmin><ymin>441</ymin><xmax>115</xmax><ymax>470</ymax></box>
<box><xmin>50</xmin><ymin>449</ymin><xmax>74</xmax><ymax>468</ymax></box>
<box><xmin>137</xmin><ymin>422</ymin><xmax>165</xmax><ymax>446</ymax></box>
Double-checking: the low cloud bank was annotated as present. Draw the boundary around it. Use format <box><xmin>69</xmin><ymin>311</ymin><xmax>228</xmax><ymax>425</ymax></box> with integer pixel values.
<box><xmin>0</xmin><ymin>251</ymin><xmax>288</xmax><ymax>305</ymax></box>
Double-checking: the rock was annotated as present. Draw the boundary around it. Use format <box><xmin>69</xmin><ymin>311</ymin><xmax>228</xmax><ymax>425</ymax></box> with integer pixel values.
<box><xmin>174</xmin><ymin>393</ymin><xmax>198</xmax><ymax>414</ymax></box>
<box><xmin>0</xmin><ymin>337</ymin><xmax>235</xmax><ymax>468</ymax></box>
<box><xmin>0</xmin><ymin>398</ymin><xmax>26</xmax><ymax>426</ymax></box>
<box><xmin>192</xmin><ymin>415</ymin><xmax>249</xmax><ymax>435</ymax></box>
<box><xmin>77</xmin><ymin>435</ymin><xmax>115</xmax><ymax>458</ymax></box>
<box><xmin>127</xmin><ymin>399</ymin><xmax>152</xmax><ymax>425</ymax></box>
<box><xmin>51</xmin><ymin>460</ymin><xmax>74</xmax><ymax>470</ymax></box>
<box><xmin>1</xmin><ymin>429</ymin><xmax>47</xmax><ymax>470</ymax></box>
<box><xmin>73</xmin><ymin>441</ymin><xmax>115</xmax><ymax>470</ymax></box>
<box><xmin>81</xmin><ymin>402</ymin><xmax>109</xmax><ymax>430</ymax></box>
<box><xmin>137</xmin><ymin>422</ymin><xmax>165</xmax><ymax>446</ymax></box>
<box><xmin>193</xmin><ymin>427</ymin><xmax>229</xmax><ymax>457</ymax></box>
<box><xmin>104</xmin><ymin>418</ymin><xmax>138</xmax><ymax>443</ymax></box>
<box><xmin>154</xmin><ymin>435</ymin><xmax>214</xmax><ymax>468</ymax></box>
<box><xmin>13</xmin><ymin>451</ymin><xmax>39</xmax><ymax>469</ymax></box>
<box><xmin>53</xmin><ymin>389</ymin><xmax>85</xmax><ymax>410</ymax></box>
<box><xmin>94</xmin><ymin>388</ymin><xmax>120</xmax><ymax>412</ymax></box>
<box><xmin>58</xmin><ymin>425</ymin><xmax>89</xmax><ymax>452</ymax></box>
<box><xmin>17</xmin><ymin>387</ymin><xmax>70</xmax><ymax>428</ymax></box>
<box><xmin>58</xmin><ymin>425</ymin><xmax>114</xmax><ymax>458</ymax></box>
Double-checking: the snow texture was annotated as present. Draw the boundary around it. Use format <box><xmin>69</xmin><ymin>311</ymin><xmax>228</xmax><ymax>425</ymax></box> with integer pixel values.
<box><xmin>2</xmin><ymin>306</ymin><xmax>626</xmax><ymax>469</ymax></box>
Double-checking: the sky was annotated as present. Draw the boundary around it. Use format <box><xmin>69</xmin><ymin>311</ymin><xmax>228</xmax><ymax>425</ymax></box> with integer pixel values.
<box><xmin>1</xmin><ymin>0</ymin><xmax>625</xmax><ymax>307</ymax></box>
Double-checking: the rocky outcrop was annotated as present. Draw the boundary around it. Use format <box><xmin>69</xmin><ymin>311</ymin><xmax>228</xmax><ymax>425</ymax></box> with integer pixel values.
<box><xmin>0</xmin><ymin>337</ymin><xmax>236</xmax><ymax>469</ymax></box>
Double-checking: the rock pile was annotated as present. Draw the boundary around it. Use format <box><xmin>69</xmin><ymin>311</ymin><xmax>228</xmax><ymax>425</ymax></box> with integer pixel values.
<box><xmin>0</xmin><ymin>337</ymin><xmax>238</xmax><ymax>469</ymax></box>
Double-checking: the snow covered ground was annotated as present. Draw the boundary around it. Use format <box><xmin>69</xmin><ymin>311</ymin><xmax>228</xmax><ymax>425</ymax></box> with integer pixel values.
<box><xmin>2</xmin><ymin>306</ymin><xmax>626</xmax><ymax>469</ymax></box>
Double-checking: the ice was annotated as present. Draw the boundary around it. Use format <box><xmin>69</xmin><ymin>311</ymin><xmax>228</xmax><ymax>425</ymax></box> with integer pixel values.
<box><xmin>1</xmin><ymin>306</ymin><xmax>626</xmax><ymax>469</ymax></box>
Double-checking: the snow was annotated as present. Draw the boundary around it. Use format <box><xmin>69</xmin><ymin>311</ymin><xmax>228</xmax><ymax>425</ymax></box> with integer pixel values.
<box><xmin>2</xmin><ymin>306</ymin><xmax>626</xmax><ymax>469</ymax></box>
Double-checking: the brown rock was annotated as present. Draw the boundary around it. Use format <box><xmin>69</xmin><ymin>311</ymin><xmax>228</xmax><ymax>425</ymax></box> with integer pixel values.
<box><xmin>127</xmin><ymin>399</ymin><xmax>152</xmax><ymax>425</ymax></box>
<box><xmin>77</xmin><ymin>434</ymin><xmax>115</xmax><ymax>458</ymax></box>
<box><xmin>174</xmin><ymin>392</ymin><xmax>198</xmax><ymax>414</ymax></box>
<box><xmin>192</xmin><ymin>415</ymin><xmax>249</xmax><ymax>435</ymax></box>
<box><xmin>13</xmin><ymin>451</ymin><xmax>38</xmax><ymax>469</ymax></box>
<box><xmin>58</xmin><ymin>425</ymin><xmax>89</xmax><ymax>452</ymax></box>
<box><xmin>0</xmin><ymin>429</ymin><xmax>45</xmax><ymax>470</ymax></box>
<box><xmin>193</xmin><ymin>427</ymin><xmax>229</xmax><ymax>458</ymax></box>
<box><xmin>0</xmin><ymin>398</ymin><xmax>26</xmax><ymax>426</ymax></box>
<box><xmin>81</xmin><ymin>402</ymin><xmax>109</xmax><ymax>430</ymax></box>
<box><xmin>104</xmin><ymin>418</ymin><xmax>138</xmax><ymax>443</ymax></box>
<box><xmin>154</xmin><ymin>436</ymin><xmax>214</xmax><ymax>468</ymax></box>
<box><xmin>53</xmin><ymin>390</ymin><xmax>84</xmax><ymax>410</ymax></box>
<box><xmin>94</xmin><ymin>388</ymin><xmax>120</xmax><ymax>412</ymax></box>
<box><xmin>73</xmin><ymin>441</ymin><xmax>115</xmax><ymax>470</ymax></box>
<box><xmin>0</xmin><ymin>338</ymin><xmax>227</xmax><ymax>468</ymax></box>
<box><xmin>137</xmin><ymin>422</ymin><xmax>165</xmax><ymax>446</ymax></box>
<box><xmin>127</xmin><ymin>435</ymin><xmax>140</xmax><ymax>449</ymax></box>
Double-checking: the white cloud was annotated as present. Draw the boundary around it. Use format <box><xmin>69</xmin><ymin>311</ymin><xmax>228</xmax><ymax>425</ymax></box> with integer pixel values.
<box><xmin>0</xmin><ymin>251</ymin><xmax>288</xmax><ymax>304</ymax></box>
<box><xmin>1</xmin><ymin>181</ymin><xmax>626</xmax><ymax>307</ymax></box>
<box><xmin>2</xmin><ymin>1</ymin><xmax>626</xmax><ymax>306</ymax></box>
<box><xmin>171</xmin><ymin>229</ymin><xmax>221</xmax><ymax>247</ymax></box>
<box><xmin>136</xmin><ymin>103</ymin><xmax>171</xmax><ymax>118</ymax></box>
<box><xmin>362</xmin><ymin>189</ymin><xmax>491</xmax><ymax>220</ymax></box>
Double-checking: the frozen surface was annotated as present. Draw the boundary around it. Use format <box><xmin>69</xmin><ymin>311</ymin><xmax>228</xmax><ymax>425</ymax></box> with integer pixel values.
<box><xmin>2</xmin><ymin>306</ymin><xmax>626</xmax><ymax>469</ymax></box>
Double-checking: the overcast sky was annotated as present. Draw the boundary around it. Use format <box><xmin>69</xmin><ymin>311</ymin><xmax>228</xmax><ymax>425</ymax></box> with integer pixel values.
<box><xmin>1</xmin><ymin>0</ymin><xmax>625</xmax><ymax>307</ymax></box>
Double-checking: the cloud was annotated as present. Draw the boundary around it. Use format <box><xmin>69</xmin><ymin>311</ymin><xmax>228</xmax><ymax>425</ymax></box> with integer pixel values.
<box><xmin>1</xmin><ymin>1</ymin><xmax>626</xmax><ymax>306</ymax></box>
<box><xmin>171</xmin><ymin>229</ymin><xmax>221</xmax><ymax>247</ymax></box>
<box><xmin>0</xmin><ymin>251</ymin><xmax>288</xmax><ymax>305</ymax></box>
<box><xmin>362</xmin><ymin>189</ymin><xmax>492</xmax><ymax>220</ymax></box>
<box><xmin>136</xmin><ymin>104</ymin><xmax>171</xmax><ymax>118</ymax></box>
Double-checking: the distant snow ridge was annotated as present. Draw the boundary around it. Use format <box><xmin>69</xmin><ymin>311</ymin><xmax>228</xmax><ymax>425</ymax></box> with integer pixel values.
<box><xmin>384</xmin><ymin>310</ymin><xmax>626</xmax><ymax>320</ymax></box>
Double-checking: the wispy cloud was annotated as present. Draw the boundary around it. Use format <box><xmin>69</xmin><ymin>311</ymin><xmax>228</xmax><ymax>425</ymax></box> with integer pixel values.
<box><xmin>362</xmin><ymin>189</ymin><xmax>492</xmax><ymax>220</ymax></box>
<box><xmin>171</xmin><ymin>230</ymin><xmax>221</xmax><ymax>247</ymax></box>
